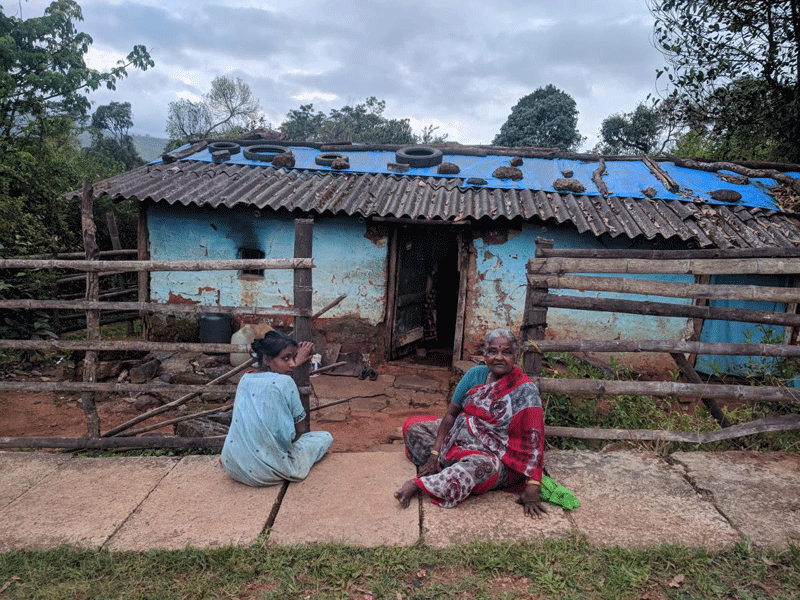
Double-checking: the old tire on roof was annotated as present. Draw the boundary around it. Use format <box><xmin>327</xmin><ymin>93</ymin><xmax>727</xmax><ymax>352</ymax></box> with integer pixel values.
<box><xmin>243</xmin><ymin>145</ymin><xmax>289</xmax><ymax>162</ymax></box>
<box><xmin>208</xmin><ymin>141</ymin><xmax>241</xmax><ymax>155</ymax></box>
<box><xmin>395</xmin><ymin>145</ymin><xmax>443</xmax><ymax>168</ymax></box>
<box><xmin>315</xmin><ymin>152</ymin><xmax>349</xmax><ymax>166</ymax></box>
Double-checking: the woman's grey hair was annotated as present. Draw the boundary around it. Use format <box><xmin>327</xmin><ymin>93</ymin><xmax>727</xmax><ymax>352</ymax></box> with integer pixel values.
<box><xmin>483</xmin><ymin>329</ymin><xmax>519</xmax><ymax>353</ymax></box>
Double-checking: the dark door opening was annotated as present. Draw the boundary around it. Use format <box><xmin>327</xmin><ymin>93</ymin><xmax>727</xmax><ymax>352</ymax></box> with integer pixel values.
<box><xmin>388</xmin><ymin>225</ymin><xmax>463</xmax><ymax>366</ymax></box>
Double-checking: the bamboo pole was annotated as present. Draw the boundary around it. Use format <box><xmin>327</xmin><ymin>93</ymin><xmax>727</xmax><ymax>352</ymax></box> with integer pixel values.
<box><xmin>4</xmin><ymin>415</ymin><xmax>798</xmax><ymax>449</ymax></box>
<box><xmin>528</xmin><ymin>256</ymin><xmax>800</xmax><ymax>276</ymax></box>
<box><xmin>523</xmin><ymin>339</ymin><xmax>800</xmax><ymax>357</ymax></box>
<box><xmin>0</xmin><ymin>299</ymin><xmax>307</xmax><ymax>317</ymax></box>
<box><xmin>0</xmin><ymin>381</ymin><xmax>238</xmax><ymax>394</ymax></box>
<box><xmin>544</xmin><ymin>414</ymin><xmax>800</xmax><ymax>443</ymax></box>
<box><xmin>525</xmin><ymin>292</ymin><xmax>800</xmax><ymax>327</ymax></box>
<box><xmin>0</xmin><ymin>258</ymin><xmax>314</xmax><ymax>271</ymax></box>
<box><xmin>0</xmin><ymin>340</ymin><xmax>251</xmax><ymax>353</ymax></box>
<box><xmin>525</xmin><ymin>273</ymin><xmax>800</xmax><ymax>303</ymax></box>
<box><xmin>0</xmin><ymin>436</ymin><xmax>224</xmax><ymax>450</ymax></box>
<box><xmin>535</xmin><ymin>377</ymin><xmax>800</xmax><ymax>403</ymax></box>
<box><xmin>293</xmin><ymin>218</ymin><xmax>314</xmax><ymax>432</ymax></box>
<box><xmin>80</xmin><ymin>183</ymin><xmax>101</xmax><ymax>438</ymax></box>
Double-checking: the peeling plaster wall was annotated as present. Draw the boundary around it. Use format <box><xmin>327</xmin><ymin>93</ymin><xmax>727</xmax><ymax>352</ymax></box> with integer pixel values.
<box><xmin>463</xmin><ymin>223</ymin><xmax>693</xmax><ymax>370</ymax></box>
<box><xmin>148</xmin><ymin>205</ymin><xmax>388</xmax><ymax>325</ymax></box>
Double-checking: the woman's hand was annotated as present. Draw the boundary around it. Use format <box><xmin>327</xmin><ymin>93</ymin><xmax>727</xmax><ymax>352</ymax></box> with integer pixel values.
<box><xmin>295</xmin><ymin>341</ymin><xmax>314</xmax><ymax>365</ymax></box>
<box><xmin>418</xmin><ymin>453</ymin><xmax>440</xmax><ymax>476</ymax></box>
<box><xmin>517</xmin><ymin>484</ymin><xmax>548</xmax><ymax>518</ymax></box>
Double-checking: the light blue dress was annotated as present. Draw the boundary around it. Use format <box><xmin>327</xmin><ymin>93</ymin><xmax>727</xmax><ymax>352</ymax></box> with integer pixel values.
<box><xmin>221</xmin><ymin>371</ymin><xmax>333</xmax><ymax>486</ymax></box>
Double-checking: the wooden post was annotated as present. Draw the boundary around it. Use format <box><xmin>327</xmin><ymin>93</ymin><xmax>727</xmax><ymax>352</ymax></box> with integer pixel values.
<box><xmin>80</xmin><ymin>183</ymin><xmax>101</xmax><ymax>437</ymax></box>
<box><xmin>137</xmin><ymin>200</ymin><xmax>150</xmax><ymax>339</ymax></box>
<box><xmin>453</xmin><ymin>232</ymin><xmax>470</xmax><ymax>361</ymax></box>
<box><xmin>293</xmin><ymin>218</ymin><xmax>314</xmax><ymax>430</ymax></box>
<box><xmin>670</xmin><ymin>352</ymin><xmax>732</xmax><ymax>428</ymax></box>
<box><xmin>522</xmin><ymin>238</ymin><xmax>553</xmax><ymax>376</ymax></box>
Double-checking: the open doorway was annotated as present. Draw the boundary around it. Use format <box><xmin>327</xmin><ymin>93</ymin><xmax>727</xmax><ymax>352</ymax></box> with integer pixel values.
<box><xmin>386</xmin><ymin>224</ymin><xmax>465</xmax><ymax>366</ymax></box>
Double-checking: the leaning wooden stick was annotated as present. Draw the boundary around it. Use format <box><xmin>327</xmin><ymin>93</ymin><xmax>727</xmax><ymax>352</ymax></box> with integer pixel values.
<box><xmin>102</xmin><ymin>356</ymin><xmax>256</xmax><ymax>437</ymax></box>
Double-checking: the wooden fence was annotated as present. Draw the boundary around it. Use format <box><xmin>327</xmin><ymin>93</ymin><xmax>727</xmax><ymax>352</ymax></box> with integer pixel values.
<box><xmin>522</xmin><ymin>238</ymin><xmax>800</xmax><ymax>443</ymax></box>
<box><xmin>0</xmin><ymin>184</ymin><xmax>318</xmax><ymax>450</ymax></box>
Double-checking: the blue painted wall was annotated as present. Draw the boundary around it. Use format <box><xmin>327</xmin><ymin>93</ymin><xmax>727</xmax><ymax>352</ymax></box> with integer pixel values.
<box><xmin>148</xmin><ymin>204</ymin><xmax>387</xmax><ymax>323</ymax></box>
<box><xmin>149</xmin><ymin>204</ymin><xmax>787</xmax><ymax>375</ymax></box>
<box><xmin>464</xmin><ymin>223</ymin><xmax>693</xmax><ymax>365</ymax></box>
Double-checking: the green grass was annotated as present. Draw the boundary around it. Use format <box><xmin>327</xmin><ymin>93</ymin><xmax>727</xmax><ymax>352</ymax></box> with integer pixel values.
<box><xmin>1</xmin><ymin>535</ymin><xmax>798</xmax><ymax>599</ymax></box>
<box><xmin>541</xmin><ymin>352</ymin><xmax>800</xmax><ymax>453</ymax></box>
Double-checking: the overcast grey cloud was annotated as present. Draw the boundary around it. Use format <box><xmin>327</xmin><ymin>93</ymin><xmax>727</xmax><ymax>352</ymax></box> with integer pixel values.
<box><xmin>16</xmin><ymin>0</ymin><xmax>667</xmax><ymax>149</ymax></box>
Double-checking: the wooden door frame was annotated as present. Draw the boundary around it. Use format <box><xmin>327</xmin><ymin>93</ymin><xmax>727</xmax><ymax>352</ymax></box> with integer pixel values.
<box><xmin>383</xmin><ymin>223</ymin><xmax>471</xmax><ymax>362</ymax></box>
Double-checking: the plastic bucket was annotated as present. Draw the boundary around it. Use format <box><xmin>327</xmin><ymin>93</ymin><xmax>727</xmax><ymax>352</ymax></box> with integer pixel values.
<box><xmin>199</xmin><ymin>313</ymin><xmax>233</xmax><ymax>345</ymax></box>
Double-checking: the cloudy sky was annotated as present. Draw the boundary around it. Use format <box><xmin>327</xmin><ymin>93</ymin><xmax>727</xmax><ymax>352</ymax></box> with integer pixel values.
<box><xmin>17</xmin><ymin>0</ymin><xmax>668</xmax><ymax>150</ymax></box>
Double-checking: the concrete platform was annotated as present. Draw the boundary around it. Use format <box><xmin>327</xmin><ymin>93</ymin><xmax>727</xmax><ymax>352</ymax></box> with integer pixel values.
<box><xmin>0</xmin><ymin>451</ymin><xmax>72</xmax><ymax>509</ymax></box>
<box><xmin>0</xmin><ymin>456</ymin><xmax>177</xmax><ymax>551</ymax></box>
<box><xmin>269</xmin><ymin>451</ymin><xmax>418</xmax><ymax>547</ymax></box>
<box><xmin>671</xmin><ymin>451</ymin><xmax>800</xmax><ymax>548</ymax></box>
<box><xmin>422</xmin><ymin>488</ymin><xmax>573</xmax><ymax>548</ymax></box>
<box><xmin>0</xmin><ymin>449</ymin><xmax>796</xmax><ymax>550</ymax></box>
<box><xmin>547</xmin><ymin>450</ymin><xmax>740</xmax><ymax>548</ymax></box>
<box><xmin>106</xmin><ymin>456</ymin><xmax>281</xmax><ymax>551</ymax></box>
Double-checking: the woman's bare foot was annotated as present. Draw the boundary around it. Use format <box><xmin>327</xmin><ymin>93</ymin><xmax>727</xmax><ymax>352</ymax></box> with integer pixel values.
<box><xmin>394</xmin><ymin>480</ymin><xmax>419</xmax><ymax>508</ymax></box>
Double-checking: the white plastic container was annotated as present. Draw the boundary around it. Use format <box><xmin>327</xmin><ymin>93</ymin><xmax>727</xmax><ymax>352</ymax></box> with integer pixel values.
<box><xmin>230</xmin><ymin>324</ymin><xmax>256</xmax><ymax>366</ymax></box>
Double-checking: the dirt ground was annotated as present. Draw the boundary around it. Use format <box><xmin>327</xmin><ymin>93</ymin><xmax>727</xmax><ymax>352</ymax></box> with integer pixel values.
<box><xmin>0</xmin><ymin>360</ymin><xmax>452</xmax><ymax>453</ymax></box>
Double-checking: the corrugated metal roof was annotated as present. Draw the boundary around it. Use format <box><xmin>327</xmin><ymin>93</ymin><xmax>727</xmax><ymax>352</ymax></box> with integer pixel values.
<box><xmin>83</xmin><ymin>145</ymin><xmax>800</xmax><ymax>250</ymax></box>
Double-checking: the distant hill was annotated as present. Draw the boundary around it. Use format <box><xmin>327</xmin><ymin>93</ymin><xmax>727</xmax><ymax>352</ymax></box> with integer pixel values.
<box><xmin>76</xmin><ymin>132</ymin><xmax>168</xmax><ymax>163</ymax></box>
<box><xmin>131</xmin><ymin>134</ymin><xmax>168</xmax><ymax>162</ymax></box>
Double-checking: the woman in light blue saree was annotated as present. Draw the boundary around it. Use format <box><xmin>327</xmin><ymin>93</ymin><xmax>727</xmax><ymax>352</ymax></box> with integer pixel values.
<box><xmin>221</xmin><ymin>331</ymin><xmax>333</xmax><ymax>486</ymax></box>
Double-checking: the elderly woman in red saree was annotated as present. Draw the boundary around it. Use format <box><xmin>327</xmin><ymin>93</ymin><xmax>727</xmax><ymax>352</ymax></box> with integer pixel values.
<box><xmin>395</xmin><ymin>329</ymin><xmax>547</xmax><ymax>517</ymax></box>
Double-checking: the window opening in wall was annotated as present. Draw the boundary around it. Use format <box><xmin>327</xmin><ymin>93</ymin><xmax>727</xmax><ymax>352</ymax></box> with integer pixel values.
<box><xmin>239</xmin><ymin>247</ymin><xmax>265</xmax><ymax>277</ymax></box>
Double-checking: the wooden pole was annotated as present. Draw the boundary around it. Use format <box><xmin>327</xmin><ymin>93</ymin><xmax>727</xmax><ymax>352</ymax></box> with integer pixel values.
<box><xmin>670</xmin><ymin>352</ymin><xmax>731</xmax><ymax>427</ymax></box>
<box><xmin>525</xmin><ymin>292</ymin><xmax>800</xmax><ymax>327</ymax></box>
<box><xmin>534</xmin><ymin>377</ymin><xmax>800</xmax><ymax>403</ymax></box>
<box><xmin>137</xmin><ymin>200</ymin><xmax>150</xmax><ymax>340</ymax></box>
<box><xmin>0</xmin><ymin>436</ymin><xmax>225</xmax><ymax>450</ymax></box>
<box><xmin>80</xmin><ymin>183</ymin><xmax>100</xmax><ymax>438</ymax></box>
<box><xmin>293</xmin><ymin>218</ymin><xmax>314</xmax><ymax>431</ymax></box>
<box><xmin>522</xmin><ymin>238</ymin><xmax>552</xmax><ymax>376</ymax></box>
<box><xmin>102</xmin><ymin>356</ymin><xmax>256</xmax><ymax>437</ymax></box>
<box><xmin>521</xmin><ymin>338</ymin><xmax>800</xmax><ymax>357</ymax></box>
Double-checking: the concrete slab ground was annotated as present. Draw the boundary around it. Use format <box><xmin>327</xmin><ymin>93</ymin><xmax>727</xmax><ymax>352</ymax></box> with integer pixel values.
<box><xmin>106</xmin><ymin>456</ymin><xmax>281</xmax><ymax>551</ymax></box>
<box><xmin>547</xmin><ymin>450</ymin><xmax>740</xmax><ymax>548</ymax></box>
<box><xmin>422</xmin><ymin>489</ymin><xmax>574</xmax><ymax>548</ymax></box>
<box><xmin>0</xmin><ymin>451</ymin><xmax>72</xmax><ymax>509</ymax></box>
<box><xmin>671</xmin><ymin>451</ymin><xmax>800</xmax><ymax>548</ymax></box>
<box><xmin>269</xmin><ymin>451</ymin><xmax>418</xmax><ymax>547</ymax></box>
<box><xmin>0</xmin><ymin>456</ymin><xmax>177</xmax><ymax>551</ymax></box>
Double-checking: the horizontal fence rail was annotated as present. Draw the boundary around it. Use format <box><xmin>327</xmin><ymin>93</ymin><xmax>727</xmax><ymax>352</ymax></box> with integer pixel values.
<box><xmin>522</xmin><ymin>238</ymin><xmax>800</xmax><ymax>441</ymax></box>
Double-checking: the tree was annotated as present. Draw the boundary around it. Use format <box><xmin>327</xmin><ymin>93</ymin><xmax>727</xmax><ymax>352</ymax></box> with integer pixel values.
<box><xmin>0</xmin><ymin>0</ymin><xmax>151</xmax><ymax>254</ymax></box>
<box><xmin>89</xmin><ymin>101</ymin><xmax>144</xmax><ymax>170</ymax></box>
<box><xmin>649</xmin><ymin>0</ymin><xmax>800</xmax><ymax>162</ymax></box>
<box><xmin>279</xmin><ymin>97</ymin><xmax>417</xmax><ymax>144</ymax></box>
<box><xmin>0</xmin><ymin>0</ymin><xmax>153</xmax><ymax>143</ymax></box>
<box><xmin>596</xmin><ymin>103</ymin><xmax>671</xmax><ymax>155</ymax></box>
<box><xmin>493</xmin><ymin>85</ymin><xmax>584</xmax><ymax>151</ymax></box>
<box><xmin>166</xmin><ymin>76</ymin><xmax>263</xmax><ymax>144</ymax></box>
